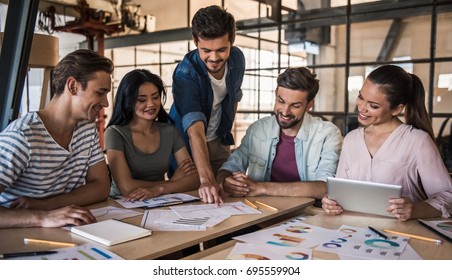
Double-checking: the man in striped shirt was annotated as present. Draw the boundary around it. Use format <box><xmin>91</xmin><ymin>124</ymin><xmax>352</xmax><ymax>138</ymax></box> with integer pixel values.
<box><xmin>0</xmin><ymin>49</ymin><xmax>113</xmax><ymax>228</ymax></box>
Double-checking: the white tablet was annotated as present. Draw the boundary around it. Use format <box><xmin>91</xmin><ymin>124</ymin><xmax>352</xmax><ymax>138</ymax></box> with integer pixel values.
<box><xmin>326</xmin><ymin>177</ymin><xmax>402</xmax><ymax>217</ymax></box>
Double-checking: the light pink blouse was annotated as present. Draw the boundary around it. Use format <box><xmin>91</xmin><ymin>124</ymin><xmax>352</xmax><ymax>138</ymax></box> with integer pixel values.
<box><xmin>337</xmin><ymin>124</ymin><xmax>452</xmax><ymax>218</ymax></box>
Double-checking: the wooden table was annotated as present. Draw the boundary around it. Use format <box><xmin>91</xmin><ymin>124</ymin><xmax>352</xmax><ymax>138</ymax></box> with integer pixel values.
<box><xmin>0</xmin><ymin>195</ymin><xmax>314</xmax><ymax>260</ymax></box>
<box><xmin>183</xmin><ymin>211</ymin><xmax>452</xmax><ymax>260</ymax></box>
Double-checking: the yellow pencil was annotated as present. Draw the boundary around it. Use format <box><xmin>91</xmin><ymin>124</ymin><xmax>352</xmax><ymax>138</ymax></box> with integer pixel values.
<box><xmin>383</xmin><ymin>229</ymin><xmax>443</xmax><ymax>245</ymax></box>
<box><xmin>244</xmin><ymin>198</ymin><xmax>258</xmax><ymax>210</ymax></box>
<box><xmin>24</xmin><ymin>238</ymin><xmax>78</xmax><ymax>247</ymax></box>
<box><xmin>254</xmin><ymin>200</ymin><xmax>278</xmax><ymax>211</ymax></box>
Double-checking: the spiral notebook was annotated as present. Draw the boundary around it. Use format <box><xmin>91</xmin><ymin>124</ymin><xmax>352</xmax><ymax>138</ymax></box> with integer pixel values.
<box><xmin>71</xmin><ymin>219</ymin><xmax>152</xmax><ymax>246</ymax></box>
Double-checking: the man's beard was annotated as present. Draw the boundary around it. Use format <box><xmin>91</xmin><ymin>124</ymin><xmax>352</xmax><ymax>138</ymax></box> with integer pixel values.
<box><xmin>275</xmin><ymin>112</ymin><xmax>302</xmax><ymax>129</ymax></box>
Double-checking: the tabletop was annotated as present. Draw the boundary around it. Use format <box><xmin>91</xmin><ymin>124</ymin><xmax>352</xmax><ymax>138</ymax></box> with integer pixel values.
<box><xmin>0</xmin><ymin>194</ymin><xmax>314</xmax><ymax>260</ymax></box>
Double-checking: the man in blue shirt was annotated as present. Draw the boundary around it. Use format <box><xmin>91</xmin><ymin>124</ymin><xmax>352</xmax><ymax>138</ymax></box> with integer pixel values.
<box><xmin>216</xmin><ymin>67</ymin><xmax>343</xmax><ymax>202</ymax></box>
<box><xmin>169</xmin><ymin>5</ymin><xmax>245</xmax><ymax>205</ymax></box>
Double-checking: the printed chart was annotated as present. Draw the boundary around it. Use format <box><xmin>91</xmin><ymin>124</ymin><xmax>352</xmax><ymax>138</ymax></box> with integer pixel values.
<box><xmin>227</xmin><ymin>243</ymin><xmax>312</xmax><ymax>260</ymax></box>
<box><xmin>316</xmin><ymin>225</ymin><xmax>409</xmax><ymax>260</ymax></box>
<box><xmin>7</xmin><ymin>244</ymin><xmax>124</xmax><ymax>260</ymax></box>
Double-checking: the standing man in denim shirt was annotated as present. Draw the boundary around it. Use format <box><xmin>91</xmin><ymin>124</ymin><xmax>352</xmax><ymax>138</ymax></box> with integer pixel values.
<box><xmin>216</xmin><ymin>67</ymin><xmax>342</xmax><ymax>203</ymax></box>
<box><xmin>169</xmin><ymin>5</ymin><xmax>245</xmax><ymax>205</ymax></box>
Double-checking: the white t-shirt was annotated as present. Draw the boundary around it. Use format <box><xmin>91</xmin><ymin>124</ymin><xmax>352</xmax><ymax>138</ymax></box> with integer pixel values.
<box><xmin>206</xmin><ymin>63</ymin><xmax>228</xmax><ymax>141</ymax></box>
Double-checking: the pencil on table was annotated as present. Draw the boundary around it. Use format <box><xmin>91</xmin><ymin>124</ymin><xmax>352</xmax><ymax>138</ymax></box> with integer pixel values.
<box><xmin>24</xmin><ymin>238</ymin><xmax>78</xmax><ymax>247</ymax></box>
<box><xmin>383</xmin><ymin>229</ymin><xmax>443</xmax><ymax>244</ymax></box>
<box><xmin>244</xmin><ymin>198</ymin><xmax>258</xmax><ymax>210</ymax></box>
<box><xmin>254</xmin><ymin>200</ymin><xmax>278</xmax><ymax>211</ymax></box>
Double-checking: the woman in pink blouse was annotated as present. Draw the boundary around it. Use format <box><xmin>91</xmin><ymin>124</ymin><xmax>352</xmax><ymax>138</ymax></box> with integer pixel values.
<box><xmin>322</xmin><ymin>65</ymin><xmax>452</xmax><ymax>221</ymax></box>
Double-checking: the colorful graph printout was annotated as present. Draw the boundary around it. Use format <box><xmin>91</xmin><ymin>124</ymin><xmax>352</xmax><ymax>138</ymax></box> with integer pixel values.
<box><xmin>234</xmin><ymin>219</ymin><xmax>337</xmax><ymax>249</ymax></box>
<box><xmin>316</xmin><ymin>225</ymin><xmax>409</xmax><ymax>260</ymax></box>
<box><xmin>5</xmin><ymin>244</ymin><xmax>124</xmax><ymax>260</ymax></box>
<box><xmin>226</xmin><ymin>242</ymin><xmax>312</xmax><ymax>260</ymax></box>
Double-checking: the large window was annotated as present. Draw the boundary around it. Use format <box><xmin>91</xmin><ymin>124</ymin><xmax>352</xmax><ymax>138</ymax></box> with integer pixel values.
<box><xmin>104</xmin><ymin>1</ymin><xmax>452</xmax><ymax>151</ymax></box>
<box><xmin>2</xmin><ymin>1</ymin><xmax>451</xmax><ymax>152</ymax></box>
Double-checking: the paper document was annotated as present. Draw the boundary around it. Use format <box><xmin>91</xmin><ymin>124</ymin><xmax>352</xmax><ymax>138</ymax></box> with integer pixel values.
<box><xmin>170</xmin><ymin>201</ymin><xmax>261</xmax><ymax>219</ymax></box>
<box><xmin>155</xmin><ymin>214</ymin><xmax>229</xmax><ymax>228</ymax></box>
<box><xmin>227</xmin><ymin>242</ymin><xmax>312</xmax><ymax>260</ymax></box>
<box><xmin>234</xmin><ymin>219</ymin><xmax>337</xmax><ymax>249</ymax></box>
<box><xmin>316</xmin><ymin>224</ymin><xmax>409</xmax><ymax>260</ymax></box>
<box><xmin>114</xmin><ymin>193</ymin><xmax>199</xmax><ymax>209</ymax></box>
<box><xmin>8</xmin><ymin>243</ymin><xmax>124</xmax><ymax>260</ymax></box>
<box><xmin>141</xmin><ymin>210</ymin><xmax>207</xmax><ymax>231</ymax></box>
<box><xmin>90</xmin><ymin>206</ymin><xmax>142</xmax><ymax>221</ymax></box>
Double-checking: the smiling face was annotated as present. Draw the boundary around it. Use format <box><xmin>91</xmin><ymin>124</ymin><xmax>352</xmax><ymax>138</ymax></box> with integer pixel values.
<box><xmin>356</xmin><ymin>79</ymin><xmax>403</xmax><ymax>126</ymax></box>
<box><xmin>133</xmin><ymin>82</ymin><xmax>161</xmax><ymax>122</ymax></box>
<box><xmin>195</xmin><ymin>34</ymin><xmax>231</xmax><ymax>80</ymax></box>
<box><xmin>73</xmin><ymin>71</ymin><xmax>111</xmax><ymax>122</ymax></box>
<box><xmin>274</xmin><ymin>86</ymin><xmax>314</xmax><ymax>136</ymax></box>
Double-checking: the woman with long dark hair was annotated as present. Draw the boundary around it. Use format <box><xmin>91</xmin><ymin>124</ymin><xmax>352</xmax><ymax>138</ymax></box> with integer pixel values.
<box><xmin>105</xmin><ymin>69</ymin><xmax>198</xmax><ymax>200</ymax></box>
<box><xmin>322</xmin><ymin>65</ymin><xmax>452</xmax><ymax>220</ymax></box>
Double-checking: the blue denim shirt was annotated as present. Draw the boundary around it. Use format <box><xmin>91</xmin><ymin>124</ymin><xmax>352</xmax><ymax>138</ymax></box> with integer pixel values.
<box><xmin>169</xmin><ymin>46</ymin><xmax>245</xmax><ymax>152</ymax></box>
<box><xmin>219</xmin><ymin>114</ymin><xmax>343</xmax><ymax>182</ymax></box>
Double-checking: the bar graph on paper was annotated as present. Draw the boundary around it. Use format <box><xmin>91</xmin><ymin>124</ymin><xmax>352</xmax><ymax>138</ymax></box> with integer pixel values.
<box><xmin>9</xmin><ymin>244</ymin><xmax>124</xmax><ymax>260</ymax></box>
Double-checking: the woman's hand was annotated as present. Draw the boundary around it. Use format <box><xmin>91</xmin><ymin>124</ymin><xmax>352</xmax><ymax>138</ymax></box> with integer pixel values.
<box><xmin>387</xmin><ymin>197</ymin><xmax>413</xmax><ymax>221</ymax></box>
<box><xmin>321</xmin><ymin>196</ymin><xmax>343</xmax><ymax>215</ymax></box>
<box><xmin>124</xmin><ymin>186</ymin><xmax>162</xmax><ymax>201</ymax></box>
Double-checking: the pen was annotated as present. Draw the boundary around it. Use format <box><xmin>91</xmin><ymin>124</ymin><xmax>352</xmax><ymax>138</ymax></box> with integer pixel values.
<box><xmin>0</xmin><ymin>251</ymin><xmax>57</xmax><ymax>259</ymax></box>
<box><xmin>368</xmin><ymin>226</ymin><xmax>388</xmax><ymax>239</ymax></box>
<box><xmin>24</xmin><ymin>238</ymin><xmax>78</xmax><ymax>247</ymax></box>
<box><xmin>144</xmin><ymin>200</ymin><xmax>184</xmax><ymax>209</ymax></box>
<box><xmin>244</xmin><ymin>198</ymin><xmax>258</xmax><ymax>210</ymax></box>
<box><xmin>254</xmin><ymin>200</ymin><xmax>278</xmax><ymax>211</ymax></box>
<box><xmin>383</xmin><ymin>229</ymin><xmax>443</xmax><ymax>245</ymax></box>
<box><xmin>162</xmin><ymin>201</ymin><xmax>184</xmax><ymax>207</ymax></box>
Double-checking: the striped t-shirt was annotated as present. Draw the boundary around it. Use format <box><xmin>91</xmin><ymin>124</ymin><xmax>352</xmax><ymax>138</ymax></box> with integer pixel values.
<box><xmin>0</xmin><ymin>112</ymin><xmax>105</xmax><ymax>207</ymax></box>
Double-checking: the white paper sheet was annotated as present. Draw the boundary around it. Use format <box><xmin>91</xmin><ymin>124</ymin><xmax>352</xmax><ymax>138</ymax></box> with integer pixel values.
<box><xmin>169</xmin><ymin>201</ymin><xmax>261</xmax><ymax>219</ymax></box>
<box><xmin>90</xmin><ymin>206</ymin><xmax>142</xmax><ymax>221</ymax></box>
<box><xmin>6</xmin><ymin>243</ymin><xmax>124</xmax><ymax>260</ymax></box>
<box><xmin>227</xmin><ymin>242</ymin><xmax>312</xmax><ymax>260</ymax></box>
<box><xmin>234</xmin><ymin>219</ymin><xmax>337</xmax><ymax>248</ymax></box>
<box><xmin>316</xmin><ymin>225</ymin><xmax>410</xmax><ymax>260</ymax></box>
<box><xmin>140</xmin><ymin>209</ymin><xmax>206</xmax><ymax>231</ymax></box>
<box><xmin>114</xmin><ymin>193</ymin><xmax>199</xmax><ymax>209</ymax></box>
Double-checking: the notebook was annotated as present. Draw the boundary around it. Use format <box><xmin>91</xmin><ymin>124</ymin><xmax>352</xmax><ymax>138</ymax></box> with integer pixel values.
<box><xmin>326</xmin><ymin>177</ymin><xmax>402</xmax><ymax>217</ymax></box>
<box><xmin>418</xmin><ymin>219</ymin><xmax>452</xmax><ymax>242</ymax></box>
<box><xmin>71</xmin><ymin>219</ymin><xmax>152</xmax><ymax>246</ymax></box>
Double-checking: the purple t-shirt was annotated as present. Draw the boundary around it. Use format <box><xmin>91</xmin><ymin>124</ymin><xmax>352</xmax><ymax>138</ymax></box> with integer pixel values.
<box><xmin>270</xmin><ymin>131</ymin><xmax>300</xmax><ymax>182</ymax></box>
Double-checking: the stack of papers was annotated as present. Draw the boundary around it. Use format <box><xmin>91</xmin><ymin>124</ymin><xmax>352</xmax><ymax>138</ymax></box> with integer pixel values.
<box><xmin>232</xmin><ymin>217</ymin><xmax>422</xmax><ymax>260</ymax></box>
<box><xmin>141</xmin><ymin>201</ymin><xmax>261</xmax><ymax>231</ymax></box>
<box><xmin>114</xmin><ymin>193</ymin><xmax>199</xmax><ymax>209</ymax></box>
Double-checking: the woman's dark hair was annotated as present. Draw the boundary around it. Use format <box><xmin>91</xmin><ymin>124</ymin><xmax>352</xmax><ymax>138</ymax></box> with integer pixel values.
<box><xmin>107</xmin><ymin>69</ymin><xmax>168</xmax><ymax>127</ymax></box>
<box><xmin>367</xmin><ymin>64</ymin><xmax>434</xmax><ymax>140</ymax></box>
<box><xmin>52</xmin><ymin>49</ymin><xmax>114</xmax><ymax>96</ymax></box>
<box><xmin>191</xmin><ymin>5</ymin><xmax>236</xmax><ymax>44</ymax></box>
